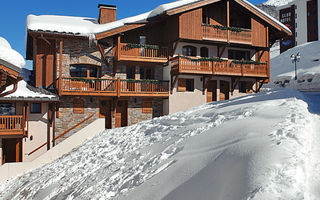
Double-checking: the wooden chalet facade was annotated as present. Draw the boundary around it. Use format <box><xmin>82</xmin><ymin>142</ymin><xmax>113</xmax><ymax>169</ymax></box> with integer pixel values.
<box><xmin>25</xmin><ymin>0</ymin><xmax>290</xmax><ymax>141</ymax></box>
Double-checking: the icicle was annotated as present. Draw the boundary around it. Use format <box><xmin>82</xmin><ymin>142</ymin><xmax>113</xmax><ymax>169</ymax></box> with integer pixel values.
<box><xmin>88</xmin><ymin>34</ymin><xmax>97</xmax><ymax>47</ymax></box>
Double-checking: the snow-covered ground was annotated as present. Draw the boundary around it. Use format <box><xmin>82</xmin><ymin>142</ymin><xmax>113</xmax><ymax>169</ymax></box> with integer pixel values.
<box><xmin>1</xmin><ymin>89</ymin><xmax>319</xmax><ymax>200</ymax></box>
<box><xmin>269</xmin><ymin>40</ymin><xmax>320</xmax><ymax>91</ymax></box>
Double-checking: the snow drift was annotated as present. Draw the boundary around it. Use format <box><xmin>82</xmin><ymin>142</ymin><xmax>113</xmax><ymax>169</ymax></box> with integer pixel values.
<box><xmin>0</xmin><ymin>89</ymin><xmax>319</xmax><ymax>200</ymax></box>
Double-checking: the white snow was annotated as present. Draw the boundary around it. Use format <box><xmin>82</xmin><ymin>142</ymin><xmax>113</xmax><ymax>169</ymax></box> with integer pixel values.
<box><xmin>0</xmin><ymin>89</ymin><xmax>319</xmax><ymax>199</ymax></box>
<box><xmin>2</xmin><ymin>80</ymin><xmax>56</xmax><ymax>99</ymax></box>
<box><xmin>0</xmin><ymin>37</ymin><xmax>25</xmax><ymax>69</ymax></box>
<box><xmin>27</xmin><ymin>0</ymin><xmax>290</xmax><ymax>37</ymax></box>
<box><xmin>263</xmin><ymin>0</ymin><xmax>294</xmax><ymax>7</ymax></box>
<box><xmin>269</xmin><ymin>40</ymin><xmax>320</xmax><ymax>91</ymax></box>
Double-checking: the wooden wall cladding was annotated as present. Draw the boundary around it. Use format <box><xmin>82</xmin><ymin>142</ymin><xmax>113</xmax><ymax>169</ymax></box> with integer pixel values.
<box><xmin>35</xmin><ymin>39</ymin><xmax>56</xmax><ymax>88</ymax></box>
<box><xmin>73</xmin><ymin>98</ymin><xmax>84</xmax><ymax>114</ymax></box>
<box><xmin>142</xmin><ymin>101</ymin><xmax>152</xmax><ymax>114</ymax></box>
<box><xmin>251</xmin><ymin>16</ymin><xmax>267</xmax><ymax>48</ymax></box>
<box><xmin>179</xmin><ymin>8</ymin><xmax>202</xmax><ymax>40</ymax></box>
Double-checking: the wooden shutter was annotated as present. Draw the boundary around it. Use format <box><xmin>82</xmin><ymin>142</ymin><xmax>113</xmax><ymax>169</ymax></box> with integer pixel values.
<box><xmin>177</xmin><ymin>79</ymin><xmax>186</xmax><ymax>92</ymax></box>
<box><xmin>73</xmin><ymin>98</ymin><xmax>84</xmax><ymax>114</ymax></box>
<box><xmin>142</xmin><ymin>101</ymin><xmax>152</xmax><ymax>114</ymax></box>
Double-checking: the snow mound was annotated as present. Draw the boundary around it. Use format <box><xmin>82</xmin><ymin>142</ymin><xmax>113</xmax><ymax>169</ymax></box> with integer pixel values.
<box><xmin>263</xmin><ymin>0</ymin><xmax>294</xmax><ymax>7</ymax></box>
<box><xmin>0</xmin><ymin>37</ymin><xmax>25</xmax><ymax>68</ymax></box>
<box><xmin>0</xmin><ymin>89</ymin><xmax>319</xmax><ymax>200</ymax></box>
<box><xmin>269</xmin><ymin>40</ymin><xmax>320</xmax><ymax>90</ymax></box>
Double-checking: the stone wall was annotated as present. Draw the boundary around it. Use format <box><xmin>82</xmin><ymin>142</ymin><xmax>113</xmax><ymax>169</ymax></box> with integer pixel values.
<box><xmin>55</xmin><ymin>96</ymin><xmax>99</xmax><ymax>144</ymax></box>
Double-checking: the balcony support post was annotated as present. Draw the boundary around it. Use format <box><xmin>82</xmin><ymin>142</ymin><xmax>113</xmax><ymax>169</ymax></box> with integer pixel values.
<box><xmin>227</xmin><ymin>0</ymin><xmax>230</xmax><ymax>43</ymax></box>
<box><xmin>231</xmin><ymin>77</ymin><xmax>240</xmax><ymax>95</ymax></box>
<box><xmin>170</xmin><ymin>75</ymin><xmax>179</xmax><ymax>95</ymax></box>
<box><xmin>59</xmin><ymin>40</ymin><xmax>63</xmax><ymax>95</ymax></box>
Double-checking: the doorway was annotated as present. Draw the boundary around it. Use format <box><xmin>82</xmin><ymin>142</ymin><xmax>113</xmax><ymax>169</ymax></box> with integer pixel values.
<box><xmin>99</xmin><ymin>100</ymin><xmax>112</xmax><ymax>129</ymax></box>
<box><xmin>2</xmin><ymin>138</ymin><xmax>22</xmax><ymax>164</ymax></box>
<box><xmin>115</xmin><ymin>100</ymin><xmax>128</xmax><ymax>128</ymax></box>
<box><xmin>207</xmin><ymin>80</ymin><xmax>217</xmax><ymax>103</ymax></box>
<box><xmin>220</xmin><ymin>80</ymin><xmax>230</xmax><ymax>101</ymax></box>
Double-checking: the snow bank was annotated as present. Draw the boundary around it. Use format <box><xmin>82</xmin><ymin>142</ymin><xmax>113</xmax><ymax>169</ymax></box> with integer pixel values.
<box><xmin>269</xmin><ymin>40</ymin><xmax>320</xmax><ymax>90</ymax></box>
<box><xmin>0</xmin><ymin>37</ymin><xmax>25</xmax><ymax>69</ymax></box>
<box><xmin>27</xmin><ymin>0</ymin><xmax>290</xmax><ymax>37</ymax></box>
<box><xmin>0</xmin><ymin>89</ymin><xmax>319</xmax><ymax>200</ymax></box>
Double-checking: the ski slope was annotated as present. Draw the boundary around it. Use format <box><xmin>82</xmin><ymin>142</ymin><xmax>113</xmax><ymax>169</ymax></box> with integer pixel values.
<box><xmin>0</xmin><ymin>89</ymin><xmax>319</xmax><ymax>200</ymax></box>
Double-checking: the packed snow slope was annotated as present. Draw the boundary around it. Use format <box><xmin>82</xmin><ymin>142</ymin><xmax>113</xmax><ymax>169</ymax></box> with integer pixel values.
<box><xmin>1</xmin><ymin>89</ymin><xmax>320</xmax><ymax>200</ymax></box>
<box><xmin>270</xmin><ymin>40</ymin><xmax>320</xmax><ymax>90</ymax></box>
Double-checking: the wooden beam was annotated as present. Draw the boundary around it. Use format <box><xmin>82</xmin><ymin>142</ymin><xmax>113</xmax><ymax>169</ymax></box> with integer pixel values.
<box><xmin>205</xmin><ymin>75</ymin><xmax>214</xmax><ymax>89</ymax></box>
<box><xmin>231</xmin><ymin>78</ymin><xmax>240</xmax><ymax>95</ymax></box>
<box><xmin>40</xmin><ymin>34</ymin><xmax>52</xmax><ymax>46</ymax></box>
<box><xmin>218</xmin><ymin>45</ymin><xmax>227</xmax><ymax>58</ymax></box>
<box><xmin>95</xmin><ymin>24</ymin><xmax>146</xmax><ymax>40</ymax></box>
<box><xmin>227</xmin><ymin>0</ymin><xmax>230</xmax><ymax>43</ymax></box>
<box><xmin>0</xmin><ymin>64</ymin><xmax>19</xmax><ymax>79</ymax></box>
<box><xmin>171</xmin><ymin>40</ymin><xmax>180</xmax><ymax>58</ymax></box>
<box><xmin>166</xmin><ymin>0</ymin><xmax>220</xmax><ymax>16</ymax></box>
<box><xmin>59</xmin><ymin>40</ymin><xmax>63</xmax><ymax>95</ymax></box>
<box><xmin>97</xmin><ymin>43</ymin><xmax>109</xmax><ymax>72</ymax></box>
<box><xmin>47</xmin><ymin>103</ymin><xmax>51</xmax><ymax>150</ymax></box>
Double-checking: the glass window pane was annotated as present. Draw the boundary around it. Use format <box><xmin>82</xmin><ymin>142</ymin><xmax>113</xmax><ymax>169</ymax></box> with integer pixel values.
<box><xmin>89</xmin><ymin>67</ymin><xmax>98</xmax><ymax>77</ymax></box>
<box><xmin>31</xmin><ymin>103</ymin><xmax>41</xmax><ymax>113</ymax></box>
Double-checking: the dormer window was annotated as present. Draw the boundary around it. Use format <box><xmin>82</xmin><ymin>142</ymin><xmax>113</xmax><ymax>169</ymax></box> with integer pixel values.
<box><xmin>182</xmin><ymin>45</ymin><xmax>197</xmax><ymax>57</ymax></box>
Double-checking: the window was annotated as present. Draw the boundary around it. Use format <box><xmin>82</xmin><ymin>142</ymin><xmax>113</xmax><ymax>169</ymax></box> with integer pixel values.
<box><xmin>200</xmin><ymin>47</ymin><xmax>209</xmax><ymax>57</ymax></box>
<box><xmin>140</xmin><ymin>67</ymin><xmax>154</xmax><ymax>80</ymax></box>
<box><xmin>70</xmin><ymin>64</ymin><xmax>99</xmax><ymax>78</ymax></box>
<box><xmin>73</xmin><ymin>98</ymin><xmax>84</xmax><ymax>114</ymax></box>
<box><xmin>182</xmin><ymin>46</ymin><xmax>197</xmax><ymax>57</ymax></box>
<box><xmin>202</xmin><ymin>7</ymin><xmax>209</xmax><ymax>24</ymax></box>
<box><xmin>228</xmin><ymin>50</ymin><xmax>250</xmax><ymax>60</ymax></box>
<box><xmin>140</xmin><ymin>36</ymin><xmax>146</xmax><ymax>45</ymax></box>
<box><xmin>0</xmin><ymin>103</ymin><xmax>15</xmax><ymax>115</ymax></box>
<box><xmin>30</xmin><ymin>103</ymin><xmax>41</xmax><ymax>113</ymax></box>
<box><xmin>178</xmin><ymin>78</ymin><xmax>194</xmax><ymax>92</ymax></box>
<box><xmin>142</xmin><ymin>101</ymin><xmax>152</xmax><ymax>114</ymax></box>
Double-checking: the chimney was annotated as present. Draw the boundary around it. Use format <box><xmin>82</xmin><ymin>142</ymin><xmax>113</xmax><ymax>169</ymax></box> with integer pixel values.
<box><xmin>98</xmin><ymin>4</ymin><xmax>117</xmax><ymax>24</ymax></box>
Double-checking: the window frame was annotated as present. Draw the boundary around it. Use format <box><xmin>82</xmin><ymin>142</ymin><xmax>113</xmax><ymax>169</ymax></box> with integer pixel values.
<box><xmin>30</xmin><ymin>103</ymin><xmax>42</xmax><ymax>114</ymax></box>
<box><xmin>182</xmin><ymin>45</ymin><xmax>197</xmax><ymax>57</ymax></box>
<box><xmin>69</xmin><ymin>64</ymin><xmax>100</xmax><ymax>78</ymax></box>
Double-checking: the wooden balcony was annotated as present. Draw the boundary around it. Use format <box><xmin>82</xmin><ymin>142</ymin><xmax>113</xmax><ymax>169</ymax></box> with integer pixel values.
<box><xmin>0</xmin><ymin>115</ymin><xmax>25</xmax><ymax>137</ymax></box>
<box><xmin>59</xmin><ymin>77</ymin><xmax>169</xmax><ymax>97</ymax></box>
<box><xmin>170</xmin><ymin>56</ymin><xmax>268</xmax><ymax>78</ymax></box>
<box><xmin>116</xmin><ymin>43</ymin><xmax>169</xmax><ymax>64</ymax></box>
<box><xmin>202</xmin><ymin>24</ymin><xmax>252</xmax><ymax>45</ymax></box>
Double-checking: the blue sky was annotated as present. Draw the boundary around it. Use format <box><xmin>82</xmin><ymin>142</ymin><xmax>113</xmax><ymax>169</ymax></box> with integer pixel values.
<box><xmin>0</xmin><ymin>0</ymin><xmax>265</xmax><ymax>68</ymax></box>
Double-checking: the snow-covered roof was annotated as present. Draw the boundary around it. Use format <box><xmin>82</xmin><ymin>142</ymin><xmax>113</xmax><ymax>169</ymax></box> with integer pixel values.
<box><xmin>26</xmin><ymin>0</ymin><xmax>291</xmax><ymax>38</ymax></box>
<box><xmin>263</xmin><ymin>0</ymin><xmax>294</xmax><ymax>7</ymax></box>
<box><xmin>0</xmin><ymin>37</ymin><xmax>25</xmax><ymax>70</ymax></box>
<box><xmin>1</xmin><ymin>80</ymin><xmax>58</xmax><ymax>101</ymax></box>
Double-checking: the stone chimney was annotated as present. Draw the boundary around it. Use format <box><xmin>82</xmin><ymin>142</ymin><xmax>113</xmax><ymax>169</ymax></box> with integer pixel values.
<box><xmin>98</xmin><ymin>4</ymin><xmax>117</xmax><ymax>24</ymax></box>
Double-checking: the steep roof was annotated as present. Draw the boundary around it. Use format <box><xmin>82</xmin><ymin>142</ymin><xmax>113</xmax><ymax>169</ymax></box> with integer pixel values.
<box><xmin>26</xmin><ymin>0</ymin><xmax>291</xmax><ymax>40</ymax></box>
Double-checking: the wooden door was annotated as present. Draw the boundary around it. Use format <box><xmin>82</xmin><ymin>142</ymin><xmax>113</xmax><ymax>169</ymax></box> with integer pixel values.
<box><xmin>220</xmin><ymin>80</ymin><xmax>230</xmax><ymax>101</ymax></box>
<box><xmin>99</xmin><ymin>100</ymin><xmax>112</xmax><ymax>129</ymax></box>
<box><xmin>207</xmin><ymin>80</ymin><xmax>217</xmax><ymax>103</ymax></box>
<box><xmin>115</xmin><ymin>100</ymin><xmax>128</xmax><ymax>128</ymax></box>
<box><xmin>2</xmin><ymin>138</ymin><xmax>22</xmax><ymax>164</ymax></box>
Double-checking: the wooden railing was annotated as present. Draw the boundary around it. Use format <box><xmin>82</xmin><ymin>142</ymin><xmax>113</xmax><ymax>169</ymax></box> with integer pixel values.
<box><xmin>202</xmin><ymin>25</ymin><xmax>228</xmax><ymax>41</ymax></box>
<box><xmin>120</xmin><ymin>80</ymin><xmax>169</xmax><ymax>95</ymax></box>
<box><xmin>60</xmin><ymin>77</ymin><xmax>169</xmax><ymax>97</ymax></box>
<box><xmin>170</xmin><ymin>57</ymin><xmax>268</xmax><ymax>78</ymax></box>
<box><xmin>202</xmin><ymin>24</ymin><xmax>252</xmax><ymax>44</ymax></box>
<box><xmin>0</xmin><ymin>115</ymin><xmax>25</xmax><ymax>135</ymax></box>
<box><xmin>118</xmin><ymin>43</ymin><xmax>168</xmax><ymax>62</ymax></box>
<box><xmin>229</xmin><ymin>30</ymin><xmax>252</xmax><ymax>44</ymax></box>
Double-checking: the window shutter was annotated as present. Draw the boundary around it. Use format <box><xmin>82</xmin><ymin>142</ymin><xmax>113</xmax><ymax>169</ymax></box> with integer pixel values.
<box><xmin>177</xmin><ymin>79</ymin><xmax>186</xmax><ymax>92</ymax></box>
<box><xmin>142</xmin><ymin>101</ymin><xmax>152</xmax><ymax>113</ymax></box>
<box><xmin>73</xmin><ymin>98</ymin><xmax>84</xmax><ymax>114</ymax></box>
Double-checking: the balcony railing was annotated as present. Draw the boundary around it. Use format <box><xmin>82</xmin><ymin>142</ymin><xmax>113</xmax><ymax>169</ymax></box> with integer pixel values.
<box><xmin>60</xmin><ymin>77</ymin><xmax>169</xmax><ymax>97</ymax></box>
<box><xmin>202</xmin><ymin>24</ymin><xmax>252</xmax><ymax>45</ymax></box>
<box><xmin>0</xmin><ymin>115</ymin><xmax>25</xmax><ymax>136</ymax></box>
<box><xmin>170</xmin><ymin>56</ymin><xmax>268</xmax><ymax>78</ymax></box>
<box><xmin>117</xmin><ymin>43</ymin><xmax>169</xmax><ymax>63</ymax></box>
